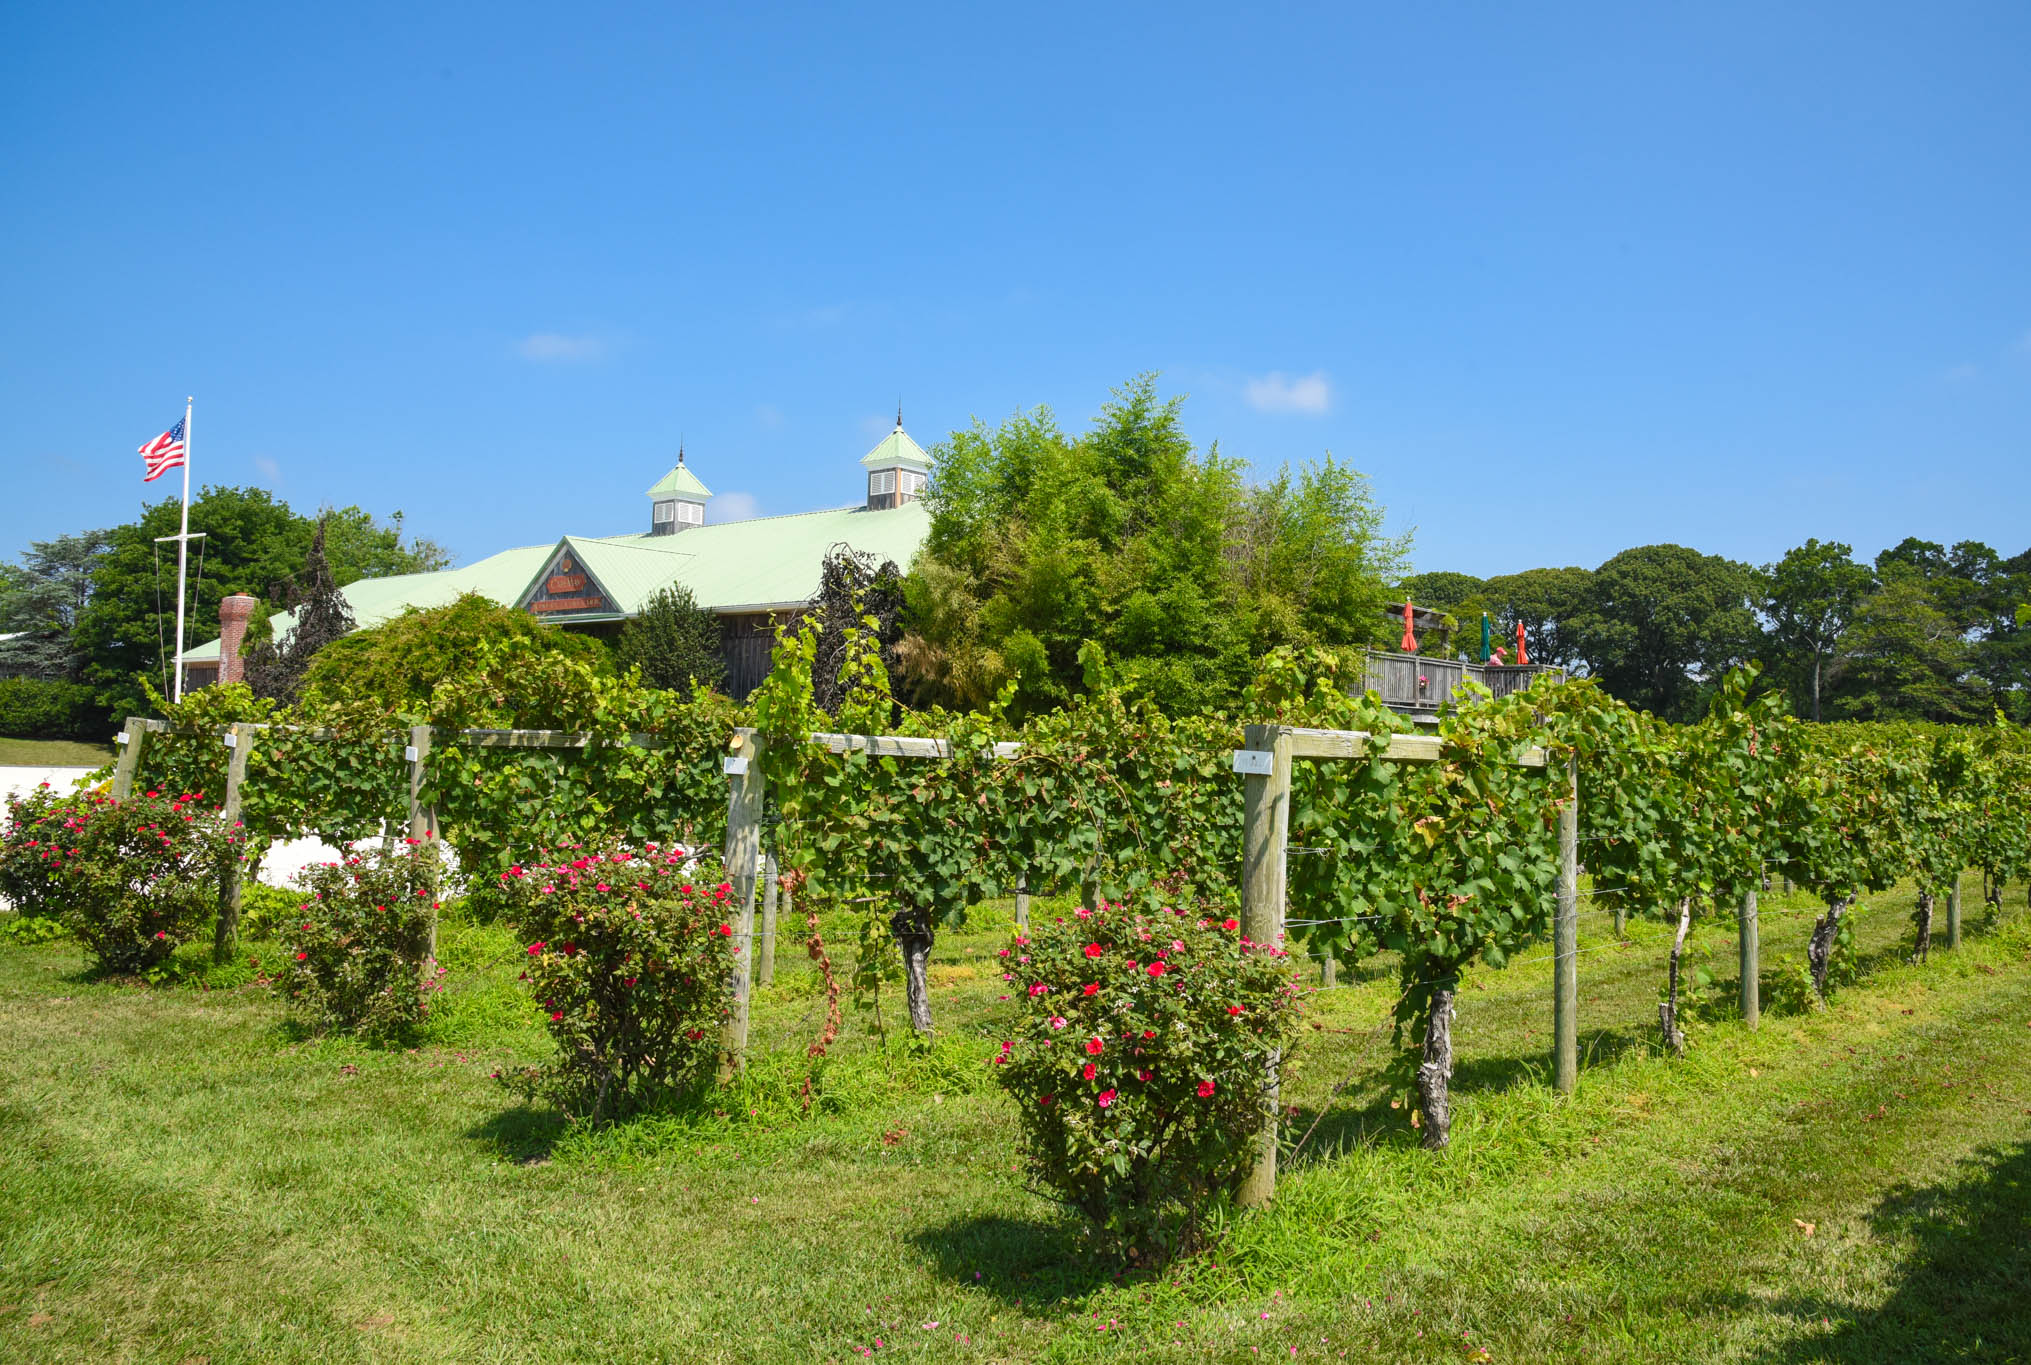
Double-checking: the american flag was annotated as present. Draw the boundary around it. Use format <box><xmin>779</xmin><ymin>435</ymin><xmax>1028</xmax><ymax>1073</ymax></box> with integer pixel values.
<box><xmin>139</xmin><ymin>418</ymin><xmax>186</xmax><ymax>482</ymax></box>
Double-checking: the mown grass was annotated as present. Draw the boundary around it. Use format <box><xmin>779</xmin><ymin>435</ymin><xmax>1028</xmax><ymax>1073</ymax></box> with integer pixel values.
<box><xmin>0</xmin><ymin>737</ymin><xmax>114</xmax><ymax>767</ymax></box>
<box><xmin>1</xmin><ymin>875</ymin><xmax>2027</xmax><ymax>1363</ymax></box>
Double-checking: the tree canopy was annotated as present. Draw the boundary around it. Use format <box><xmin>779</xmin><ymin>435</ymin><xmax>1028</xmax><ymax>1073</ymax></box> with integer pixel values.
<box><xmin>66</xmin><ymin>488</ymin><xmax>445</xmax><ymax>718</ymax></box>
<box><xmin>897</xmin><ymin>376</ymin><xmax>1405</xmax><ymax>717</ymax></box>
<box><xmin>298</xmin><ymin>592</ymin><xmax>612</xmax><ymax>720</ymax></box>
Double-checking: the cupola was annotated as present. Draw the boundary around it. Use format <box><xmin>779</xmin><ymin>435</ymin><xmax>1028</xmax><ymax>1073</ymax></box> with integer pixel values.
<box><xmin>644</xmin><ymin>446</ymin><xmax>711</xmax><ymax>535</ymax></box>
<box><xmin>860</xmin><ymin>409</ymin><xmax>931</xmax><ymax>510</ymax></box>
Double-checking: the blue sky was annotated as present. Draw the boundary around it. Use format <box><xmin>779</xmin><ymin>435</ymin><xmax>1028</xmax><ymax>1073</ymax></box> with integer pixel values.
<box><xmin>3</xmin><ymin>2</ymin><xmax>2026</xmax><ymax>578</ymax></box>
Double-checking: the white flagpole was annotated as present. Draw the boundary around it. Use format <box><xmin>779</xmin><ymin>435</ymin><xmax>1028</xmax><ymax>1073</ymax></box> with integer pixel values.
<box><xmin>172</xmin><ymin>395</ymin><xmax>192</xmax><ymax>703</ymax></box>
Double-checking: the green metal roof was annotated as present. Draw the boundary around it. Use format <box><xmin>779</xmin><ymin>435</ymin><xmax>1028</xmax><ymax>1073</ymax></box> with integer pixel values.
<box><xmin>645</xmin><ymin>462</ymin><xmax>712</xmax><ymax>500</ymax></box>
<box><xmin>859</xmin><ymin>425</ymin><xmax>931</xmax><ymax>471</ymax></box>
<box><xmin>181</xmin><ymin>502</ymin><xmax>930</xmax><ymax>661</ymax></box>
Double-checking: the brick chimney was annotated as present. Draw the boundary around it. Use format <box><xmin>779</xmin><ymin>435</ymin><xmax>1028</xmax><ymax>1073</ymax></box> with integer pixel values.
<box><xmin>219</xmin><ymin>595</ymin><xmax>259</xmax><ymax>684</ymax></box>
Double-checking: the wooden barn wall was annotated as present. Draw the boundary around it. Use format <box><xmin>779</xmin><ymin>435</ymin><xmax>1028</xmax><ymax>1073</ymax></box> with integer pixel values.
<box><xmin>720</xmin><ymin>611</ymin><xmax>793</xmax><ymax>699</ymax></box>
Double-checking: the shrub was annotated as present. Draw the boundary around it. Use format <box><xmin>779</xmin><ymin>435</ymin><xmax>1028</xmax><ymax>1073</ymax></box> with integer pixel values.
<box><xmin>993</xmin><ymin>901</ymin><xmax>1302</xmax><ymax>1263</ymax></box>
<box><xmin>496</xmin><ymin>842</ymin><xmax>736</xmax><ymax>1122</ymax></box>
<box><xmin>615</xmin><ymin>585</ymin><xmax>727</xmax><ymax>694</ymax></box>
<box><xmin>281</xmin><ymin>843</ymin><xmax>442</xmax><ymax>1039</ymax></box>
<box><xmin>0</xmin><ymin>676</ymin><xmax>109</xmax><ymax>740</ymax></box>
<box><xmin>0</xmin><ymin>783</ymin><xmax>235</xmax><ymax>973</ymax></box>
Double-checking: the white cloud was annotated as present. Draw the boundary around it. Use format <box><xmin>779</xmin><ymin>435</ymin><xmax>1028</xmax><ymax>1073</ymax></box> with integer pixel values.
<box><xmin>1244</xmin><ymin>370</ymin><xmax>1333</xmax><ymax>416</ymax></box>
<box><xmin>711</xmin><ymin>491</ymin><xmax>761</xmax><ymax>523</ymax></box>
<box><xmin>517</xmin><ymin>332</ymin><xmax>607</xmax><ymax>363</ymax></box>
<box><xmin>253</xmin><ymin>455</ymin><xmax>280</xmax><ymax>484</ymax></box>
<box><xmin>755</xmin><ymin>404</ymin><xmax>785</xmax><ymax>430</ymax></box>
<box><xmin>860</xmin><ymin>413</ymin><xmax>895</xmax><ymax>440</ymax></box>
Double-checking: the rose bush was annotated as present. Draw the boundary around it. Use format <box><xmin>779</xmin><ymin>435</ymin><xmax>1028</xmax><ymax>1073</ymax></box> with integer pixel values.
<box><xmin>993</xmin><ymin>900</ymin><xmax>1301</xmax><ymax>1262</ymax></box>
<box><xmin>494</xmin><ymin>841</ymin><xmax>736</xmax><ymax>1122</ymax></box>
<box><xmin>0</xmin><ymin>783</ymin><xmax>235</xmax><ymax>973</ymax></box>
<box><xmin>281</xmin><ymin>842</ymin><xmax>443</xmax><ymax>1039</ymax></box>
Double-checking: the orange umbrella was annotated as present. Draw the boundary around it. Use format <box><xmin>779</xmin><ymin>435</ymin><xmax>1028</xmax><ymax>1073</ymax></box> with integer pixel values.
<box><xmin>1402</xmin><ymin>600</ymin><xmax>1418</xmax><ymax>653</ymax></box>
<box><xmin>1515</xmin><ymin>621</ymin><xmax>1528</xmax><ymax>666</ymax></box>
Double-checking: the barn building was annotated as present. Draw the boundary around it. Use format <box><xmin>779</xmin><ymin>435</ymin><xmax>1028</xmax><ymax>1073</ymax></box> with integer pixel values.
<box><xmin>180</xmin><ymin>420</ymin><xmax>934</xmax><ymax>698</ymax></box>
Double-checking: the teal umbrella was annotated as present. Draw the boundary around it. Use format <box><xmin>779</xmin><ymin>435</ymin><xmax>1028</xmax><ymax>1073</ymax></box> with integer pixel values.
<box><xmin>1480</xmin><ymin>613</ymin><xmax>1491</xmax><ymax>663</ymax></box>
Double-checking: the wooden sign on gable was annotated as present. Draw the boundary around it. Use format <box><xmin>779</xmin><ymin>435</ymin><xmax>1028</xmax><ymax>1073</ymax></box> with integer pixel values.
<box><xmin>526</xmin><ymin>550</ymin><xmax>611</xmax><ymax>615</ymax></box>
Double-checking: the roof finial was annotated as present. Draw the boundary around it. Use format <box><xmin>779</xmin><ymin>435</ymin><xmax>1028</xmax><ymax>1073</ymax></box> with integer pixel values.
<box><xmin>895</xmin><ymin>398</ymin><xmax>903</xmax><ymax>430</ymax></box>
<box><xmin>677</xmin><ymin>435</ymin><xmax>686</xmax><ymax>466</ymax></box>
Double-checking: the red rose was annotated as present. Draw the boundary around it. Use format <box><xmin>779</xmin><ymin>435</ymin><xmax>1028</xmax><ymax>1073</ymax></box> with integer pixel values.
<box><xmin>1039</xmin><ymin>1094</ymin><xmax>1054</xmax><ymax>1106</ymax></box>
<box><xmin>1081</xmin><ymin>1063</ymin><xmax>1097</xmax><ymax>1081</ymax></box>
<box><xmin>1226</xmin><ymin>1005</ymin><xmax>1244</xmax><ymax>1016</ymax></box>
<box><xmin>1096</xmin><ymin>1089</ymin><xmax>1117</xmax><ymax>1108</ymax></box>
<box><xmin>1222</xmin><ymin>918</ymin><xmax>1239</xmax><ymax>931</ymax></box>
<box><xmin>527</xmin><ymin>941</ymin><xmax>546</xmax><ymax>955</ymax></box>
<box><xmin>295</xmin><ymin>952</ymin><xmax>308</xmax><ymax>961</ymax></box>
<box><xmin>718</xmin><ymin>924</ymin><xmax>733</xmax><ymax>937</ymax></box>
<box><xmin>1085</xmin><ymin>1037</ymin><xmax>1104</xmax><ymax>1056</ymax></box>
<box><xmin>1197</xmin><ymin>1080</ymin><xmax>1216</xmax><ymax>1098</ymax></box>
<box><xmin>1082</xmin><ymin>983</ymin><xmax>1100</xmax><ymax>996</ymax></box>
<box><xmin>1083</xmin><ymin>943</ymin><xmax>1104</xmax><ymax>958</ymax></box>
<box><xmin>1146</xmin><ymin>961</ymin><xmax>1167</xmax><ymax>978</ymax></box>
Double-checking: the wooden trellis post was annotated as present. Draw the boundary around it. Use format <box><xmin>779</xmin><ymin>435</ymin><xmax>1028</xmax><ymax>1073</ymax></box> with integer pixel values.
<box><xmin>1236</xmin><ymin>724</ymin><xmax>1552</xmax><ymax>1201</ymax></box>
<box><xmin>1946</xmin><ymin>875</ymin><xmax>1961</xmax><ymax>950</ymax></box>
<box><xmin>1014</xmin><ymin>874</ymin><xmax>1029</xmax><ymax>933</ymax></box>
<box><xmin>1236</xmin><ymin>723</ymin><xmax>1292</xmax><ymax>1209</ymax></box>
<box><xmin>758</xmin><ymin>844</ymin><xmax>780</xmax><ymax>988</ymax></box>
<box><xmin>718</xmin><ymin>727</ymin><xmax>766</xmax><ymax>1079</ymax></box>
<box><xmin>1738</xmin><ymin>888</ymin><xmax>1759</xmax><ymax>1030</ymax></box>
<box><xmin>1553</xmin><ymin>758</ymin><xmax>1578</xmax><ymax>1092</ymax></box>
<box><xmin>407</xmin><ymin>724</ymin><xmax>438</xmax><ymax>959</ymax></box>
<box><xmin>110</xmin><ymin>717</ymin><xmax>148</xmax><ymax>799</ymax></box>
<box><xmin>214</xmin><ymin>722</ymin><xmax>254</xmax><ymax>963</ymax></box>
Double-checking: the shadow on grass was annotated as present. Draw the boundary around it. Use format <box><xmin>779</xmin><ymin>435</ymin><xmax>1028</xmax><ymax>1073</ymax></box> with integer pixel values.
<box><xmin>906</xmin><ymin>1212</ymin><xmax>1121</xmax><ymax>1305</ymax></box>
<box><xmin>467</xmin><ymin>1104</ymin><xmax>572</xmax><ymax>1162</ymax></box>
<box><xmin>1751</xmin><ymin>1139</ymin><xmax>2031</xmax><ymax>1364</ymax></box>
<box><xmin>1284</xmin><ymin>1021</ymin><xmax>1661</xmax><ymax>1168</ymax></box>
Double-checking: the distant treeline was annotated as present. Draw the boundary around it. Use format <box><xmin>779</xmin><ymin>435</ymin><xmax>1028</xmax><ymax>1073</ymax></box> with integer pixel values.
<box><xmin>1402</xmin><ymin>539</ymin><xmax>2030</xmax><ymax>724</ymax></box>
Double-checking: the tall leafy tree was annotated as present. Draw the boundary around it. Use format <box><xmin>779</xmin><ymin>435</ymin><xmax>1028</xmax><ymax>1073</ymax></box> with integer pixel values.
<box><xmin>1480</xmin><ymin>566</ymin><xmax>1594</xmax><ymax>672</ymax></box>
<box><xmin>71</xmin><ymin>487</ymin><xmax>444</xmax><ymax>719</ymax></box>
<box><xmin>899</xmin><ymin>376</ymin><xmax>1403</xmax><ymax>717</ymax></box>
<box><xmin>0</xmin><ymin>530</ymin><xmax>112</xmax><ymax>680</ymax></box>
<box><xmin>1569</xmin><ymin>545</ymin><xmax>1760</xmax><ymax>721</ymax></box>
<box><xmin>1757</xmin><ymin>539</ymin><xmax>1873</xmax><ymax>722</ymax></box>
<box><xmin>243</xmin><ymin>516</ymin><xmax>357</xmax><ymax>705</ymax></box>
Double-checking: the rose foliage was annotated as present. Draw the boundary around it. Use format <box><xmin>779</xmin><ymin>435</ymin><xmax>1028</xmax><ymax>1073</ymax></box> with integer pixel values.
<box><xmin>994</xmin><ymin>901</ymin><xmax>1300</xmax><ymax>1262</ymax></box>
<box><xmin>495</xmin><ymin>842</ymin><xmax>737</xmax><ymax>1122</ymax></box>
<box><xmin>0</xmin><ymin>783</ymin><xmax>235</xmax><ymax>973</ymax></box>
<box><xmin>281</xmin><ymin>842</ymin><xmax>443</xmax><ymax>1039</ymax></box>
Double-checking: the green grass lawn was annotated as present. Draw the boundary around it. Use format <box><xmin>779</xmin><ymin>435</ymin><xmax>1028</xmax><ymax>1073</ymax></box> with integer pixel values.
<box><xmin>2</xmin><ymin>876</ymin><xmax>2027</xmax><ymax>1363</ymax></box>
<box><xmin>0</xmin><ymin>737</ymin><xmax>115</xmax><ymax>767</ymax></box>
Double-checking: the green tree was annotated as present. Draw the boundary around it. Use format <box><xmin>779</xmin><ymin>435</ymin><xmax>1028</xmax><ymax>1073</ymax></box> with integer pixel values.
<box><xmin>1395</xmin><ymin>572</ymin><xmax>1485</xmax><ymax>613</ymax></box>
<box><xmin>298</xmin><ymin>593</ymin><xmax>612</xmax><ymax>719</ymax></box>
<box><xmin>1480</xmin><ymin>566</ymin><xmax>1593</xmax><ymax>671</ymax></box>
<box><xmin>0</xmin><ymin>530</ymin><xmax>112</xmax><ymax>680</ymax></box>
<box><xmin>1827</xmin><ymin>573</ymin><xmax>1987</xmax><ymax>722</ymax></box>
<box><xmin>899</xmin><ymin>376</ymin><xmax>1403</xmax><ymax>716</ymax></box>
<box><xmin>1569</xmin><ymin>545</ymin><xmax>1760</xmax><ymax>721</ymax></box>
<box><xmin>243</xmin><ymin>516</ymin><xmax>357</xmax><ymax>706</ymax></box>
<box><xmin>1757</xmin><ymin>539</ymin><xmax>1873</xmax><ymax>722</ymax></box>
<box><xmin>70</xmin><ymin>488</ymin><xmax>443</xmax><ymax>719</ymax></box>
<box><xmin>614</xmin><ymin>585</ymin><xmax>727</xmax><ymax>695</ymax></box>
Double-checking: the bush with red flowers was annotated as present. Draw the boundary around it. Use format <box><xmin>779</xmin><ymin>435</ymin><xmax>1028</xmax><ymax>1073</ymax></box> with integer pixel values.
<box><xmin>0</xmin><ymin>783</ymin><xmax>234</xmax><ymax>973</ymax></box>
<box><xmin>280</xmin><ymin>842</ymin><xmax>442</xmax><ymax>1040</ymax></box>
<box><xmin>495</xmin><ymin>841</ymin><xmax>737</xmax><ymax>1122</ymax></box>
<box><xmin>993</xmin><ymin>901</ymin><xmax>1301</xmax><ymax>1262</ymax></box>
